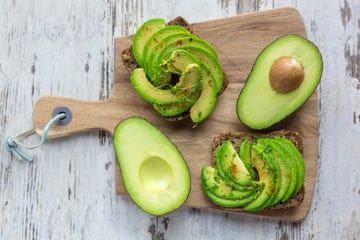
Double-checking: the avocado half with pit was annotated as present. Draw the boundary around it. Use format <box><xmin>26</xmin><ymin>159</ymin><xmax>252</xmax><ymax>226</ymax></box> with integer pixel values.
<box><xmin>114</xmin><ymin>117</ymin><xmax>190</xmax><ymax>215</ymax></box>
<box><xmin>237</xmin><ymin>34</ymin><xmax>323</xmax><ymax>129</ymax></box>
<box><xmin>130</xmin><ymin>18</ymin><xmax>224</xmax><ymax>124</ymax></box>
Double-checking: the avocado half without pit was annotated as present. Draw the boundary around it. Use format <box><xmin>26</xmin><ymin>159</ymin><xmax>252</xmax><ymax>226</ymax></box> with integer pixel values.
<box><xmin>237</xmin><ymin>34</ymin><xmax>323</xmax><ymax>129</ymax></box>
<box><xmin>114</xmin><ymin>117</ymin><xmax>190</xmax><ymax>215</ymax></box>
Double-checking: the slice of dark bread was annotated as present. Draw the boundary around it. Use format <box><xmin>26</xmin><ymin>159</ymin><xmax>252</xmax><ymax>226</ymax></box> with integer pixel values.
<box><xmin>211</xmin><ymin>130</ymin><xmax>305</xmax><ymax>210</ymax></box>
<box><xmin>121</xmin><ymin>16</ymin><xmax>228</xmax><ymax>121</ymax></box>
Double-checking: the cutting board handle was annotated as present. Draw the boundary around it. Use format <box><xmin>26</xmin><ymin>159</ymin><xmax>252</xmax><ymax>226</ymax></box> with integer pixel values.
<box><xmin>32</xmin><ymin>96</ymin><xmax>124</xmax><ymax>138</ymax></box>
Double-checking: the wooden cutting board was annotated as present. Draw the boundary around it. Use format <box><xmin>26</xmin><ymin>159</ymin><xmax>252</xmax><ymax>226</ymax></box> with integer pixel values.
<box><xmin>32</xmin><ymin>7</ymin><xmax>318</xmax><ymax>222</ymax></box>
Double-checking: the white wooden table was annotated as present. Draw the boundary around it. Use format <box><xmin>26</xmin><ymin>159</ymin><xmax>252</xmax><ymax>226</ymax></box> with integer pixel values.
<box><xmin>1</xmin><ymin>0</ymin><xmax>359</xmax><ymax>239</ymax></box>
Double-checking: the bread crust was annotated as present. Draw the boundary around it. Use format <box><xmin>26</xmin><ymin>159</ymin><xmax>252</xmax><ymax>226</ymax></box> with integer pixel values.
<box><xmin>211</xmin><ymin>130</ymin><xmax>305</xmax><ymax>210</ymax></box>
<box><xmin>120</xmin><ymin>16</ymin><xmax>228</xmax><ymax>121</ymax></box>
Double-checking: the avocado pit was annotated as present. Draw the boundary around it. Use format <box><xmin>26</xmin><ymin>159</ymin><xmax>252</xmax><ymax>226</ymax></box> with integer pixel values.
<box><xmin>269</xmin><ymin>56</ymin><xmax>304</xmax><ymax>93</ymax></box>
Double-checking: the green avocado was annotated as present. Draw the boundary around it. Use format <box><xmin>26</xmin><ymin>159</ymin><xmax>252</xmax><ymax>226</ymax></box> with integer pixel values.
<box><xmin>159</xmin><ymin>49</ymin><xmax>218</xmax><ymax>123</ymax></box>
<box><xmin>237</xmin><ymin>34</ymin><xmax>323</xmax><ymax>129</ymax></box>
<box><xmin>215</xmin><ymin>141</ymin><xmax>253</xmax><ymax>187</ymax></box>
<box><xmin>243</xmin><ymin>141</ymin><xmax>280</xmax><ymax>211</ymax></box>
<box><xmin>113</xmin><ymin>117</ymin><xmax>190</xmax><ymax>215</ymax></box>
<box><xmin>202</xmin><ymin>166</ymin><xmax>255</xmax><ymax>200</ymax></box>
<box><xmin>270</xmin><ymin>138</ymin><xmax>299</xmax><ymax>202</ymax></box>
<box><xmin>239</xmin><ymin>140</ymin><xmax>258</xmax><ymax>180</ymax></box>
<box><xmin>130</xmin><ymin>64</ymin><xmax>202</xmax><ymax>105</ymax></box>
<box><xmin>162</xmin><ymin>46</ymin><xmax>224</xmax><ymax>93</ymax></box>
<box><xmin>149</xmin><ymin>36</ymin><xmax>219</xmax><ymax>86</ymax></box>
<box><xmin>160</xmin><ymin>47</ymin><xmax>224</xmax><ymax>123</ymax></box>
<box><xmin>201</xmin><ymin>136</ymin><xmax>304</xmax><ymax>210</ymax></box>
<box><xmin>257</xmin><ymin>138</ymin><xmax>292</xmax><ymax>206</ymax></box>
<box><xmin>132</xmin><ymin>18</ymin><xmax>166</xmax><ymax>67</ymax></box>
<box><xmin>274</xmin><ymin>137</ymin><xmax>304</xmax><ymax>195</ymax></box>
<box><xmin>201</xmin><ymin>166</ymin><xmax>261</xmax><ymax>207</ymax></box>
<box><xmin>130</xmin><ymin>19</ymin><xmax>224</xmax><ymax>122</ymax></box>
<box><xmin>143</xmin><ymin>25</ymin><xmax>192</xmax><ymax>71</ymax></box>
<box><xmin>203</xmin><ymin>189</ymin><xmax>259</xmax><ymax>208</ymax></box>
<box><xmin>153</xmin><ymin>50</ymin><xmax>204</xmax><ymax>117</ymax></box>
<box><xmin>146</xmin><ymin>33</ymin><xmax>197</xmax><ymax>86</ymax></box>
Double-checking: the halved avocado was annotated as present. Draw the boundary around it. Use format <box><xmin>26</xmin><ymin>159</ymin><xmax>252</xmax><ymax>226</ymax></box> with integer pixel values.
<box><xmin>130</xmin><ymin>64</ymin><xmax>201</xmax><ymax>105</ymax></box>
<box><xmin>113</xmin><ymin>117</ymin><xmax>190</xmax><ymax>215</ymax></box>
<box><xmin>132</xmin><ymin>18</ymin><xmax>166</xmax><ymax>67</ymax></box>
<box><xmin>237</xmin><ymin>34</ymin><xmax>323</xmax><ymax>129</ymax></box>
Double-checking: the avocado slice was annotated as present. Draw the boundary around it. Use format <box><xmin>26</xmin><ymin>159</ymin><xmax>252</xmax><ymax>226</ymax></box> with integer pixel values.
<box><xmin>215</xmin><ymin>141</ymin><xmax>254</xmax><ymax>187</ymax></box>
<box><xmin>130</xmin><ymin>64</ymin><xmax>202</xmax><ymax>105</ymax></box>
<box><xmin>203</xmin><ymin>189</ymin><xmax>259</xmax><ymax>208</ymax></box>
<box><xmin>237</xmin><ymin>34</ymin><xmax>323</xmax><ymax>129</ymax></box>
<box><xmin>243</xmin><ymin>142</ymin><xmax>280</xmax><ymax>211</ymax></box>
<box><xmin>132</xmin><ymin>18</ymin><xmax>166</xmax><ymax>67</ymax></box>
<box><xmin>201</xmin><ymin>166</ymin><xmax>261</xmax><ymax>207</ymax></box>
<box><xmin>239</xmin><ymin>140</ymin><xmax>258</xmax><ymax>180</ymax></box>
<box><xmin>274</xmin><ymin>137</ymin><xmax>304</xmax><ymax>195</ymax></box>
<box><xmin>257</xmin><ymin>138</ymin><xmax>293</xmax><ymax>206</ymax></box>
<box><xmin>145</xmin><ymin>33</ymin><xmax>197</xmax><ymax>86</ymax></box>
<box><xmin>157</xmin><ymin>49</ymin><xmax>218</xmax><ymax>122</ymax></box>
<box><xmin>163</xmin><ymin>46</ymin><xmax>224</xmax><ymax>93</ymax></box>
<box><xmin>189</xmin><ymin>75</ymin><xmax>217</xmax><ymax>123</ymax></box>
<box><xmin>142</xmin><ymin>25</ymin><xmax>192</xmax><ymax>71</ymax></box>
<box><xmin>202</xmin><ymin>166</ymin><xmax>255</xmax><ymax>200</ymax></box>
<box><xmin>270</xmin><ymin>138</ymin><xmax>299</xmax><ymax>202</ymax></box>
<box><xmin>153</xmin><ymin>50</ymin><xmax>204</xmax><ymax>117</ymax></box>
<box><xmin>149</xmin><ymin>36</ymin><xmax>219</xmax><ymax>86</ymax></box>
<box><xmin>113</xmin><ymin>117</ymin><xmax>190</xmax><ymax>215</ymax></box>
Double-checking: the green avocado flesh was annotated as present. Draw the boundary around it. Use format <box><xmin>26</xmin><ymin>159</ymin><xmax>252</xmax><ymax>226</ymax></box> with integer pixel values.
<box><xmin>130</xmin><ymin>65</ymin><xmax>202</xmax><ymax>105</ymax></box>
<box><xmin>132</xmin><ymin>18</ymin><xmax>166</xmax><ymax>67</ymax></box>
<box><xmin>215</xmin><ymin>141</ymin><xmax>253</xmax><ymax>187</ymax></box>
<box><xmin>114</xmin><ymin>117</ymin><xmax>190</xmax><ymax>215</ymax></box>
<box><xmin>201</xmin><ymin>135</ymin><xmax>305</xmax><ymax>211</ymax></box>
<box><xmin>202</xmin><ymin>166</ymin><xmax>260</xmax><ymax>207</ymax></box>
<box><xmin>237</xmin><ymin>34</ymin><xmax>323</xmax><ymax>129</ymax></box>
<box><xmin>130</xmin><ymin>18</ymin><xmax>224</xmax><ymax>124</ymax></box>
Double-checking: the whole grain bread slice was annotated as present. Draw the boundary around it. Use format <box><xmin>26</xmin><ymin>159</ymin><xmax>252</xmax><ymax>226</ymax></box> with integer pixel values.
<box><xmin>121</xmin><ymin>16</ymin><xmax>228</xmax><ymax>121</ymax></box>
<box><xmin>211</xmin><ymin>130</ymin><xmax>305</xmax><ymax>210</ymax></box>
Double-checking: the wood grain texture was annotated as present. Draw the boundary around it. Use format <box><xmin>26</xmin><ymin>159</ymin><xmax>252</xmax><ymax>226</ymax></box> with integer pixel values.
<box><xmin>2</xmin><ymin>0</ymin><xmax>360</xmax><ymax>239</ymax></box>
<box><xmin>32</xmin><ymin>7</ymin><xmax>317</xmax><ymax>221</ymax></box>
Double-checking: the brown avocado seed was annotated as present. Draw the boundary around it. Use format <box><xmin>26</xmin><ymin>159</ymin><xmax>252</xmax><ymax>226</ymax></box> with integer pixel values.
<box><xmin>269</xmin><ymin>56</ymin><xmax>305</xmax><ymax>93</ymax></box>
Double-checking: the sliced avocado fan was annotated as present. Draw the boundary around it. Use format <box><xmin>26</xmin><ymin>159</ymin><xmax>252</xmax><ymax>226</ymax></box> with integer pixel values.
<box><xmin>201</xmin><ymin>137</ymin><xmax>304</xmax><ymax>211</ymax></box>
<box><xmin>130</xmin><ymin>18</ymin><xmax>224</xmax><ymax>124</ymax></box>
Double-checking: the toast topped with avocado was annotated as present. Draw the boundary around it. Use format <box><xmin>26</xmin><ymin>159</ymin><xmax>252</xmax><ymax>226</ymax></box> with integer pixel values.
<box><xmin>121</xmin><ymin>16</ymin><xmax>227</xmax><ymax>123</ymax></box>
<box><xmin>202</xmin><ymin>130</ymin><xmax>305</xmax><ymax>211</ymax></box>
